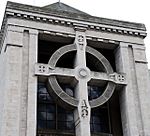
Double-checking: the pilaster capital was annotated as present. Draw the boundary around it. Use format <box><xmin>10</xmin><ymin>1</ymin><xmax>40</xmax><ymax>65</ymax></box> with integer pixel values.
<box><xmin>28</xmin><ymin>29</ymin><xmax>39</xmax><ymax>35</ymax></box>
<box><xmin>119</xmin><ymin>42</ymin><xmax>129</xmax><ymax>48</ymax></box>
<box><xmin>6</xmin><ymin>25</ymin><xmax>24</xmax><ymax>47</ymax></box>
<box><xmin>7</xmin><ymin>25</ymin><xmax>24</xmax><ymax>33</ymax></box>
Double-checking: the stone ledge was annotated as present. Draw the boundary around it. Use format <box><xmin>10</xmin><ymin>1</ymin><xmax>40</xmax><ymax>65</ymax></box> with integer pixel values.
<box><xmin>37</xmin><ymin>129</ymin><xmax>113</xmax><ymax>136</ymax></box>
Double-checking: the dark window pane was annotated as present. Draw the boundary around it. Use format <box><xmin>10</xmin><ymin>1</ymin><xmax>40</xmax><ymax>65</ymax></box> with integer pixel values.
<box><xmin>37</xmin><ymin>82</ymin><xmax>75</xmax><ymax>132</ymax></box>
<box><xmin>88</xmin><ymin>85</ymin><xmax>105</xmax><ymax>100</ymax></box>
<box><xmin>66</xmin><ymin>113</ymin><xmax>74</xmax><ymax>121</ymax></box>
<box><xmin>58</xmin><ymin>122</ymin><xmax>66</xmax><ymax>130</ymax></box>
<box><xmin>101</xmin><ymin>123</ymin><xmax>109</xmax><ymax>133</ymax></box>
<box><xmin>47</xmin><ymin>121</ymin><xmax>56</xmax><ymax>129</ymax></box>
<box><xmin>65</xmin><ymin>87</ymin><xmax>74</xmax><ymax>97</ymax></box>
<box><xmin>66</xmin><ymin>122</ymin><xmax>74</xmax><ymax>130</ymax></box>
<box><xmin>38</xmin><ymin>104</ymin><xmax>46</xmax><ymax>111</ymax></box>
<box><xmin>38</xmin><ymin>112</ymin><xmax>46</xmax><ymax>120</ymax></box>
<box><xmin>93</xmin><ymin>124</ymin><xmax>101</xmax><ymax>132</ymax></box>
<box><xmin>90</xmin><ymin>123</ymin><xmax>94</xmax><ymax>132</ymax></box>
<box><xmin>60</xmin><ymin>84</ymin><xmax>74</xmax><ymax>97</ymax></box>
<box><xmin>47</xmin><ymin>113</ymin><xmax>55</xmax><ymax>120</ymax></box>
<box><xmin>58</xmin><ymin>106</ymin><xmax>65</xmax><ymax>113</ymax></box>
<box><xmin>92</xmin><ymin>116</ymin><xmax>101</xmax><ymax>123</ymax></box>
<box><xmin>38</xmin><ymin>93</ymin><xmax>47</xmax><ymax>102</ymax></box>
<box><xmin>47</xmin><ymin>94</ymin><xmax>54</xmax><ymax>102</ymax></box>
<box><xmin>58</xmin><ymin>113</ymin><xmax>66</xmax><ymax>121</ymax></box>
<box><xmin>38</xmin><ymin>120</ymin><xmax>46</xmax><ymax>129</ymax></box>
<box><xmin>91</xmin><ymin>106</ymin><xmax>110</xmax><ymax>133</ymax></box>
<box><xmin>47</xmin><ymin>104</ymin><xmax>55</xmax><ymax>113</ymax></box>
<box><xmin>38</xmin><ymin>86</ymin><xmax>47</xmax><ymax>94</ymax></box>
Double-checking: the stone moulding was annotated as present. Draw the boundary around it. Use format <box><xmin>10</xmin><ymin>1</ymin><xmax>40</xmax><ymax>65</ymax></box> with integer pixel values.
<box><xmin>5</xmin><ymin>10</ymin><xmax>147</xmax><ymax>38</ymax></box>
<box><xmin>6</xmin><ymin>1</ymin><xmax>146</xmax><ymax>30</ymax></box>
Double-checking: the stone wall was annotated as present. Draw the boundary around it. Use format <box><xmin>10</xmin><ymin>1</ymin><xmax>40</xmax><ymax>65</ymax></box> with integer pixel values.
<box><xmin>0</xmin><ymin>40</ymin><xmax>7</xmax><ymax>136</ymax></box>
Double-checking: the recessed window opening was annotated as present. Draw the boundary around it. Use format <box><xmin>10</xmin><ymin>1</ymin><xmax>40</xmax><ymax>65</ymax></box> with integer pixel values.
<box><xmin>91</xmin><ymin>105</ymin><xmax>111</xmax><ymax>134</ymax></box>
<box><xmin>38</xmin><ymin>36</ymin><xmax>74</xmax><ymax>64</ymax></box>
<box><xmin>88</xmin><ymin>84</ymin><xmax>106</xmax><ymax>100</ymax></box>
<box><xmin>86</xmin><ymin>52</ymin><xmax>106</xmax><ymax>72</ymax></box>
<box><xmin>56</xmin><ymin>51</ymin><xmax>76</xmax><ymax>69</ymax></box>
<box><xmin>87</xmin><ymin>41</ymin><xmax>117</xmax><ymax>71</ymax></box>
<box><xmin>37</xmin><ymin>83</ymin><xmax>75</xmax><ymax>132</ymax></box>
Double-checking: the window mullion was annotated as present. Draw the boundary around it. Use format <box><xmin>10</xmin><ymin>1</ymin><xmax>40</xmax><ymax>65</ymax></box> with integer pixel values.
<box><xmin>107</xmin><ymin>102</ymin><xmax>112</xmax><ymax>133</ymax></box>
<box><xmin>56</xmin><ymin>104</ymin><xmax>58</xmax><ymax>130</ymax></box>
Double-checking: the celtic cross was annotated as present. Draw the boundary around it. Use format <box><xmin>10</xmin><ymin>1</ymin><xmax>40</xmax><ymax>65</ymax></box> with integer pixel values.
<box><xmin>35</xmin><ymin>31</ymin><xmax>126</xmax><ymax>136</ymax></box>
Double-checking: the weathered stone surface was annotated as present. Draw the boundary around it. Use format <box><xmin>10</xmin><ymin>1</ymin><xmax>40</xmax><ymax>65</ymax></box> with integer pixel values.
<box><xmin>0</xmin><ymin>1</ymin><xmax>150</xmax><ymax>136</ymax></box>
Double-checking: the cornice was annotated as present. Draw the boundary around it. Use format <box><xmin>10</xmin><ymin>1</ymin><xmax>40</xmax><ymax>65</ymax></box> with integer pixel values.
<box><xmin>6</xmin><ymin>1</ymin><xmax>146</xmax><ymax>31</ymax></box>
<box><xmin>5</xmin><ymin>10</ymin><xmax>147</xmax><ymax>38</ymax></box>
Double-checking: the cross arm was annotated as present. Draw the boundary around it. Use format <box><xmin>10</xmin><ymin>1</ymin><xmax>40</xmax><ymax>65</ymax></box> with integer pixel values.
<box><xmin>35</xmin><ymin>63</ymin><xmax>75</xmax><ymax>77</ymax></box>
<box><xmin>90</xmin><ymin>71</ymin><xmax>127</xmax><ymax>85</ymax></box>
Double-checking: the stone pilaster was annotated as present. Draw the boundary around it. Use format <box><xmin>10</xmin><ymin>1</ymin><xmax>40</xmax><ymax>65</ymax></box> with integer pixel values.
<box><xmin>132</xmin><ymin>45</ymin><xmax>150</xmax><ymax>135</ymax></box>
<box><xmin>0</xmin><ymin>25</ymin><xmax>23</xmax><ymax>136</ymax></box>
<box><xmin>19</xmin><ymin>30</ymin><xmax>30</xmax><ymax>136</ymax></box>
<box><xmin>26</xmin><ymin>29</ymin><xmax>38</xmax><ymax>136</ymax></box>
<box><xmin>0</xmin><ymin>30</ymin><xmax>7</xmax><ymax>136</ymax></box>
<box><xmin>115</xmin><ymin>42</ymin><xmax>140</xmax><ymax>136</ymax></box>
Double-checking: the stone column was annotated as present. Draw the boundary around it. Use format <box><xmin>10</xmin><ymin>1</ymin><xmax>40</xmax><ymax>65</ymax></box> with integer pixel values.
<box><xmin>0</xmin><ymin>25</ymin><xmax>23</xmax><ymax>136</ymax></box>
<box><xmin>115</xmin><ymin>42</ymin><xmax>140</xmax><ymax>136</ymax></box>
<box><xmin>26</xmin><ymin>29</ymin><xmax>38</xmax><ymax>136</ymax></box>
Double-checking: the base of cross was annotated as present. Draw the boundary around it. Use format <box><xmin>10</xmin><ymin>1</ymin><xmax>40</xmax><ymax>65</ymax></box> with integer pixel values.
<box><xmin>74</xmin><ymin>100</ymin><xmax>91</xmax><ymax>136</ymax></box>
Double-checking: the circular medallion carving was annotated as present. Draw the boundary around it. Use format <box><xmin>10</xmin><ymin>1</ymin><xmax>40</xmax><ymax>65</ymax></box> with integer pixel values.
<box><xmin>79</xmin><ymin>68</ymin><xmax>87</xmax><ymax>77</ymax></box>
<box><xmin>47</xmin><ymin>44</ymin><xmax>116</xmax><ymax>109</ymax></box>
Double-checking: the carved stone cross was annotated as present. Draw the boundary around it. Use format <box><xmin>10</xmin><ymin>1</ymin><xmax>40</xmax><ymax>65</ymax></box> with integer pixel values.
<box><xmin>35</xmin><ymin>31</ymin><xmax>126</xmax><ymax>136</ymax></box>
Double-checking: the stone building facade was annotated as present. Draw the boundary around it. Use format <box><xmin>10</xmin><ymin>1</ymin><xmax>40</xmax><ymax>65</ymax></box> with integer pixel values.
<box><xmin>0</xmin><ymin>1</ymin><xmax>150</xmax><ymax>136</ymax></box>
